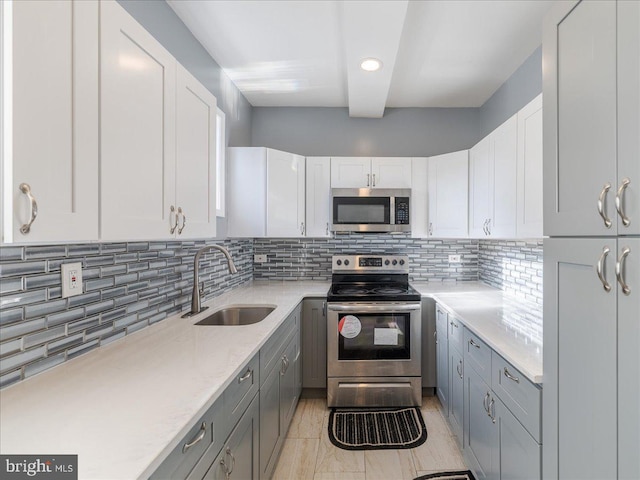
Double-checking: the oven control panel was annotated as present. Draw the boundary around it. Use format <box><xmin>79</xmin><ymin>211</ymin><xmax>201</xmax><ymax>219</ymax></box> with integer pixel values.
<box><xmin>332</xmin><ymin>255</ymin><xmax>409</xmax><ymax>273</ymax></box>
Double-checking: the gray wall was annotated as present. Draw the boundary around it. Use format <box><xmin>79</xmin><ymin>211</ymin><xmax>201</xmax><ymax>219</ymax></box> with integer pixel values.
<box><xmin>251</xmin><ymin>107</ymin><xmax>480</xmax><ymax>157</ymax></box>
<box><xmin>117</xmin><ymin>0</ymin><xmax>253</xmax><ymax>147</ymax></box>
<box><xmin>478</xmin><ymin>46</ymin><xmax>542</xmax><ymax>138</ymax></box>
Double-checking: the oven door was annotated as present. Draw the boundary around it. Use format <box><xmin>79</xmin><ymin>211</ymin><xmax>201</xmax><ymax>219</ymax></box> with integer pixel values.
<box><xmin>327</xmin><ymin>302</ymin><xmax>421</xmax><ymax>377</ymax></box>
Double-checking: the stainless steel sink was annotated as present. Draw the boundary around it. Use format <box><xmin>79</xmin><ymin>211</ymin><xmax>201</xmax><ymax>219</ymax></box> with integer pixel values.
<box><xmin>194</xmin><ymin>305</ymin><xmax>276</xmax><ymax>326</ymax></box>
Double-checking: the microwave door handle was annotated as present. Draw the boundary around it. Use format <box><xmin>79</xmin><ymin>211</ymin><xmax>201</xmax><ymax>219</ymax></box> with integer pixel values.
<box><xmin>327</xmin><ymin>303</ymin><xmax>421</xmax><ymax>313</ymax></box>
<box><xmin>390</xmin><ymin>196</ymin><xmax>395</xmax><ymax>225</ymax></box>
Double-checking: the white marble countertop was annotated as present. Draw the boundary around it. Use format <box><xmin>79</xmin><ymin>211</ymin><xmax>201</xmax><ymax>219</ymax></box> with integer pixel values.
<box><xmin>413</xmin><ymin>282</ymin><xmax>543</xmax><ymax>384</ymax></box>
<box><xmin>0</xmin><ymin>280</ymin><xmax>542</xmax><ymax>480</ymax></box>
<box><xmin>0</xmin><ymin>281</ymin><xmax>329</xmax><ymax>480</ymax></box>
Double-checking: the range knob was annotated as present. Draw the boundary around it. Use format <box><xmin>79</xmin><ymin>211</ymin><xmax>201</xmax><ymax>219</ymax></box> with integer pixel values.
<box><xmin>336</xmin><ymin>259</ymin><xmax>342</xmax><ymax>266</ymax></box>
<box><xmin>384</xmin><ymin>260</ymin><xmax>390</xmax><ymax>266</ymax></box>
<box><xmin>344</xmin><ymin>259</ymin><xmax>350</xmax><ymax>266</ymax></box>
<box><xmin>392</xmin><ymin>260</ymin><xmax>398</xmax><ymax>266</ymax></box>
<box><xmin>399</xmin><ymin>259</ymin><xmax>405</xmax><ymax>265</ymax></box>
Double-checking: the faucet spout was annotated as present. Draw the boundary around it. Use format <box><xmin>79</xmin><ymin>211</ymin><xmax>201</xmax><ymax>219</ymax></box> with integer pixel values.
<box><xmin>182</xmin><ymin>244</ymin><xmax>237</xmax><ymax>317</ymax></box>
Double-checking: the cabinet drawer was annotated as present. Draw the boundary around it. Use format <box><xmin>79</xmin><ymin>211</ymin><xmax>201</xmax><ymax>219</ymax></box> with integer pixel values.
<box><xmin>224</xmin><ymin>353</ymin><xmax>260</xmax><ymax>436</ymax></box>
<box><xmin>150</xmin><ymin>397</ymin><xmax>223</xmax><ymax>480</ymax></box>
<box><xmin>464</xmin><ymin>328</ymin><xmax>491</xmax><ymax>385</ymax></box>
<box><xmin>448</xmin><ymin>315</ymin><xmax>464</xmax><ymax>353</ymax></box>
<box><xmin>260</xmin><ymin>308</ymin><xmax>298</xmax><ymax>383</ymax></box>
<box><xmin>491</xmin><ymin>352</ymin><xmax>541</xmax><ymax>442</ymax></box>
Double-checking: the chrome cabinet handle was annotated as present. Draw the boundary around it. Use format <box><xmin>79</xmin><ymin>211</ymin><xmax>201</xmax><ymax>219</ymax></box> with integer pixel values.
<box><xmin>169</xmin><ymin>205</ymin><xmax>179</xmax><ymax>234</ymax></box>
<box><xmin>483</xmin><ymin>392</ymin><xmax>490</xmax><ymax>414</ymax></box>
<box><xmin>300</xmin><ymin>222</ymin><xmax>305</xmax><ymax>235</ymax></box>
<box><xmin>281</xmin><ymin>355</ymin><xmax>289</xmax><ymax>375</ymax></box>
<box><xmin>469</xmin><ymin>338</ymin><xmax>481</xmax><ymax>349</ymax></box>
<box><xmin>182</xmin><ymin>422</ymin><xmax>207</xmax><ymax>453</ymax></box>
<box><xmin>366</xmin><ymin>173</ymin><xmax>370</xmax><ymax>187</ymax></box>
<box><xmin>372</xmin><ymin>173</ymin><xmax>376</xmax><ymax>187</ymax></box>
<box><xmin>18</xmin><ymin>183</ymin><xmax>38</xmax><ymax>234</ymax></box>
<box><xmin>596</xmin><ymin>246</ymin><xmax>612</xmax><ymax>292</ymax></box>
<box><xmin>615</xmin><ymin>178</ymin><xmax>631</xmax><ymax>227</ymax></box>
<box><xmin>228</xmin><ymin>447</ymin><xmax>235</xmax><ymax>475</ymax></box>
<box><xmin>238</xmin><ymin>368</ymin><xmax>253</xmax><ymax>383</ymax></box>
<box><xmin>457</xmin><ymin>360</ymin><xmax>463</xmax><ymax>379</ymax></box>
<box><xmin>220</xmin><ymin>447</ymin><xmax>234</xmax><ymax>478</ymax></box>
<box><xmin>326</xmin><ymin>222</ymin><xmax>329</xmax><ymax>235</ymax></box>
<box><xmin>428</xmin><ymin>222</ymin><xmax>433</xmax><ymax>236</ymax></box>
<box><xmin>177</xmin><ymin>207</ymin><xmax>186</xmax><ymax>234</ymax></box>
<box><xmin>503</xmin><ymin>367</ymin><xmax>520</xmax><ymax>383</ymax></box>
<box><xmin>482</xmin><ymin>219</ymin><xmax>488</xmax><ymax>235</ymax></box>
<box><xmin>597</xmin><ymin>183</ymin><xmax>613</xmax><ymax>228</ymax></box>
<box><xmin>616</xmin><ymin>246</ymin><xmax>631</xmax><ymax>296</ymax></box>
<box><xmin>486</xmin><ymin>218</ymin><xmax>491</xmax><ymax>235</ymax></box>
<box><xmin>489</xmin><ymin>398</ymin><xmax>496</xmax><ymax>423</ymax></box>
<box><xmin>450</xmin><ymin>321</ymin><xmax>459</xmax><ymax>329</ymax></box>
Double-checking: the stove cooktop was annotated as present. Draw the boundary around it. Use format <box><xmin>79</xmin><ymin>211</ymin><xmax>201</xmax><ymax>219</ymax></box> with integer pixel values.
<box><xmin>327</xmin><ymin>282</ymin><xmax>421</xmax><ymax>303</ymax></box>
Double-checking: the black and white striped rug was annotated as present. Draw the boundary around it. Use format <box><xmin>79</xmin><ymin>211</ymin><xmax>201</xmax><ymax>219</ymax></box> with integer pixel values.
<box><xmin>328</xmin><ymin>407</ymin><xmax>427</xmax><ymax>450</ymax></box>
<box><xmin>414</xmin><ymin>471</ymin><xmax>476</xmax><ymax>480</ymax></box>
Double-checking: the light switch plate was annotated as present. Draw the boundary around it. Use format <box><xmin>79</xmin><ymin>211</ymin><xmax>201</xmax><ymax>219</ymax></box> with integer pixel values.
<box><xmin>61</xmin><ymin>262</ymin><xmax>83</xmax><ymax>298</ymax></box>
<box><xmin>254</xmin><ymin>254</ymin><xmax>267</xmax><ymax>264</ymax></box>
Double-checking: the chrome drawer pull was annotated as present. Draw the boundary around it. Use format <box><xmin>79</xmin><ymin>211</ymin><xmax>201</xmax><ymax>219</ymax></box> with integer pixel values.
<box><xmin>616</xmin><ymin>246</ymin><xmax>631</xmax><ymax>296</ymax></box>
<box><xmin>450</xmin><ymin>321</ymin><xmax>459</xmax><ymax>328</ymax></box>
<box><xmin>372</xmin><ymin>173</ymin><xmax>376</xmax><ymax>187</ymax></box>
<box><xmin>469</xmin><ymin>338</ymin><xmax>481</xmax><ymax>349</ymax></box>
<box><xmin>503</xmin><ymin>367</ymin><xmax>520</xmax><ymax>383</ymax></box>
<box><xmin>18</xmin><ymin>183</ymin><xmax>38</xmax><ymax>234</ymax></box>
<box><xmin>457</xmin><ymin>360</ymin><xmax>463</xmax><ymax>379</ymax></box>
<box><xmin>615</xmin><ymin>178</ymin><xmax>631</xmax><ymax>227</ymax></box>
<box><xmin>177</xmin><ymin>207</ymin><xmax>186</xmax><ymax>234</ymax></box>
<box><xmin>489</xmin><ymin>398</ymin><xmax>496</xmax><ymax>423</ymax></box>
<box><xmin>483</xmin><ymin>392</ymin><xmax>490</xmax><ymax>414</ymax></box>
<box><xmin>596</xmin><ymin>246</ymin><xmax>612</xmax><ymax>292</ymax></box>
<box><xmin>182</xmin><ymin>422</ymin><xmax>207</xmax><ymax>453</ymax></box>
<box><xmin>597</xmin><ymin>183</ymin><xmax>612</xmax><ymax>228</ymax></box>
<box><xmin>238</xmin><ymin>368</ymin><xmax>253</xmax><ymax>383</ymax></box>
<box><xmin>366</xmin><ymin>173</ymin><xmax>370</xmax><ymax>187</ymax></box>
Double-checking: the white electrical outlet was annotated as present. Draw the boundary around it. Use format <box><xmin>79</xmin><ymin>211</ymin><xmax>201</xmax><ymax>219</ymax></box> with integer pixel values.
<box><xmin>254</xmin><ymin>254</ymin><xmax>267</xmax><ymax>264</ymax></box>
<box><xmin>61</xmin><ymin>262</ymin><xmax>83</xmax><ymax>298</ymax></box>
<box><xmin>448</xmin><ymin>254</ymin><xmax>462</xmax><ymax>263</ymax></box>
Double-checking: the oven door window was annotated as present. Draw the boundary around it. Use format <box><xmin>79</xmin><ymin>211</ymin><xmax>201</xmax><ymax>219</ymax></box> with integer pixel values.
<box><xmin>338</xmin><ymin>313</ymin><xmax>410</xmax><ymax>360</ymax></box>
<box><xmin>333</xmin><ymin>197</ymin><xmax>390</xmax><ymax>224</ymax></box>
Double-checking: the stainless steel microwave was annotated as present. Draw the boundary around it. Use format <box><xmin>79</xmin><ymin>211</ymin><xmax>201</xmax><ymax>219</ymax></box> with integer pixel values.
<box><xmin>331</xmin><ymin>188</ymin><xmax>411</xmax><ymax>233</ymax></box>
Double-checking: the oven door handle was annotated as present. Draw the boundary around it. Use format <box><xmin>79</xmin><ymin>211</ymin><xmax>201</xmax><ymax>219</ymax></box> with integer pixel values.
<box><xmin>327</xmin><ymin>303</ymin><xmax>421</xmax><ymax>313</ymax></box>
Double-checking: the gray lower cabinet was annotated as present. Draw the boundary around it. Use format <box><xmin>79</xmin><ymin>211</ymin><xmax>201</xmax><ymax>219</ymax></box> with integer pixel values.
<box><xmin>449</xmin><ymin>343</ymin><xmax>464</xmax><ymax>448</ymax></box>
<box><xmin>301</xmin><ymin>298</ymin><xmax>327</xmax><ymax>388</ymax></box>
<box><xmin>260</xmin><ymin>305</ymin><xmax>302</xmax><ymax>480</ymax></box>
<box><xmin>421</xmin><ymin>297</ymin><xmax>437</xmax><ymax>390</ymax></box>
<box><xmin>435</xmin><ymin>305</ymin><xmax>449</xmax><ymax>414</ymax></box>
<box><xmin>205</xmin><ymin>393</ymin><xmax>260</xmax><ymax>480</ymax></box>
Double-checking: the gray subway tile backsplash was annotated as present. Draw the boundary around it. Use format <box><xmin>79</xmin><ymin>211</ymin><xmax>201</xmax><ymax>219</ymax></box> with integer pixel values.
<box><xmin>0</xmin><ymin>235</ymin><xmax>541</xmax><ymax>388</ymax></box>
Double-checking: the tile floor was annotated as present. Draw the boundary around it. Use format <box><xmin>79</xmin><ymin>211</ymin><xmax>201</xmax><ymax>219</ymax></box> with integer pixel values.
<box><xmin>273</xmin><ymin>395</ymin><xmax>468</xmax><ymax>480</ymax></box>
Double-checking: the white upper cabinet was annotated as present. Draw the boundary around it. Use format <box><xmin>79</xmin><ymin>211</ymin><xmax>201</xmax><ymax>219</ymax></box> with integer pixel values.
<box><xmin>175</xmin><ymin>64</ymin><xmax>217</xmax><ymax>239</ymax></box>
<box><xmin>2</xmin><ymin>0</ymin><xmax>99</xmax><ymax>243</ymax></box>
<box><xmin>330</xmin><ymin>157</ymin><xmax>411</xmax><ymax>188</ymax></box>
<box><xmin>517</xmin><ymin>94</ymin><xmax>543</xmax><ymax>238</ymax></box>
<box><xmin>100</xmin><ymin>0</ymin><xmax>177</xmax><ymax>241</ymax></box>
<box><xmin>410</xmin><ymin>158</ymin><xmax>429</xmax><ymax>238</ymax></box>
<box><xmin>428</xmin><ymin>151</ymin><xmax>469</xmax><ymax>238</ymax></box>
<box><xmin>543</xmin><ymin>0</ymin><xmax>618</xmax><ymax>236</ymax></box>
<box><xmin>305</xmin><ymin>157</ymin><xmax>332</xmax><ymax>238</ymax></box>
<box><xmin>227</xmin><ymin>147</ymin><xmax>306</xmax><ymax>238</ymax></box>
<box><xmin>267</xmin><ymin>149</ymin><xmax>306</xmax><ymax>237</ymax></box>
<box><xmin>469</xmin><ymin>115</ymin><xmax>517</xmax><ymax>238</ymax></box>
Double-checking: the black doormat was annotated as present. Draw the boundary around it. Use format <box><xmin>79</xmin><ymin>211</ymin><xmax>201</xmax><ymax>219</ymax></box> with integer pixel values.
<box><xmin>414</xmin><ymin>471</ymin><xmax>476</xmax><ymax>480</ymax></box>
<box><xmin>328</xmin><ymin>407</ymin><xmax>427</xmax><ymax>450</ymax></box>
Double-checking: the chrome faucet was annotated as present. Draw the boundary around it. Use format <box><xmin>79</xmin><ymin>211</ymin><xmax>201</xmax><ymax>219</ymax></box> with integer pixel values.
<box><xmin>182</xmin><ymin>244</ymin><xmax>237</xmax><ymax>317</ymax></box>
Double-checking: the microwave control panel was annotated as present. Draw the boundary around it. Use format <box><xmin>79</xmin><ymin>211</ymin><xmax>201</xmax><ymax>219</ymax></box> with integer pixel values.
<box><xmin>395</xmin><ymin>197</ymin><xmax>410</xmax><ymax>224</ymax></box>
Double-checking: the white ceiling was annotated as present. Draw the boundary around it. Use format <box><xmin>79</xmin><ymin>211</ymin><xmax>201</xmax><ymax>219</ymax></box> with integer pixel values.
<box><xmin>168</xmin><ymin>0</ymin><xmax>554</xmax><ymax>118</ymax></box>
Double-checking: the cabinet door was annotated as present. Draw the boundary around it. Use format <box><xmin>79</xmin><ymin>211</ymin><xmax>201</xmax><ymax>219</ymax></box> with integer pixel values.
<box><xmin>175</xmin><ymin>64</ymin><xmax>217</xmax><ymax>239</ymax></box>
<box><xmin>100</xmin><ymin>0</ymin><xmax>176</xmax><ymax>240</ymax></box>
<box><xmin>469</xmin><ymin>137</ymin><xmax>492</xmax><ymax>238</ymax></box>
<box><xmin>411</xmin><ymin>158</ymin><xmax>429</xmax><ymax>238</ymax></box>
<box><xmin>543</xmin><ymin>0</ymin><xmax>617</xmax><ymax>236</ymax></box>
<box><xmin>428</xmin><ymin>151</ymin><xmax>469</xmax><ymax>238</ymax></box>
<box><xmin>227</xmin><ymin>148</ymin><xmax>266</xmax><ymax>238</ymax></box>
<box><xmin>516</xmin><ymin>94</ymin><xmax>543</xmax><ymax>238</ymax></box>
<box><xmin>543</xmin><ymin>238</ymin><xmax>618</xmax><ymax>480</ymax></box>
<box><xmin>305</xmin><ymin>157</ymin><xmax>331</xmax><ymax>237</ymax></box>
<box><xmin>267</xmin><ymin>149</ymin><xmax>306</xmax><ymax>237</ymax></box>
<box><xmin>435</xmin><ymin>306</ymin><xmax>449</xmax><ymax>414</ymax></box>
<box><xmin>259</xmin><ymin>364</ymin><xmax>282</xmax><ymax>479</ymax></box>
<box><xmin>5</xmin><ymin>0</ymin><xmax>98</xmax><ymax>243</ymax></box>
<box><xmin>449</xmin><ymin>346</ymin><xmax>464</xmax><ymax>447</ymax></box>
<box><xmin>464</xmin><ymin>367</ymin><xmax>498</xmax><ymax>480</ymax></box>
<box><xmin>618</xmin><ymin>238</ymin><xmax>640</xmax><ymax>479</ymax></box>
<box><xmin>330</xmin><ymin>157</ymin><xmax>371</xmax><ymax>188</ymax></box>
<box><xmin>371</xmin><ymin>157</ymin><xmax>412</xmax><ymax>188</ymax></box>
<box><xmin>617</xmin><ymin>0</ymin><xmax>640</xmax><ymax>236</ymax></box>
<box><xmin>490</xmin><ymin>115</ymin><xmax>517</xmax><ymax>238</ymax></box>
<box><xmin>302</xmin><ymin>299</ymin><xmax>327</xmax><ymax>388</ymax></box>
<box><xmin>280</xmin><ymin>334</ymin><xmax>299</xmax><ymax>433</ymax></box>
<box><xmin>497</xmin><ymin>397</ymin><xmax>541</xmax><ymax>480</ymax></box>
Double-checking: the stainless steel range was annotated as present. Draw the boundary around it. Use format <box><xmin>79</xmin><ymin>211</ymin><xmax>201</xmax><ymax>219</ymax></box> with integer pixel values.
<box><xmin>326</xmin><ymin>254</ymin><xmax>422</xmax><ymax>407</ymax></box>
